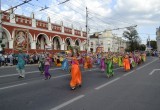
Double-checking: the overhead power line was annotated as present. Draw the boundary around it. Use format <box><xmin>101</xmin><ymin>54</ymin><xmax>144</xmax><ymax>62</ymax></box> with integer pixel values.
<box><xmin>89</xmin><ymin>25</ymin><xmax>137</xmax><ymax>34</ymax></box>
<box><xmin>1</xmin><ymin>0</ymin><xmax>32</xmax><ymax>14</ymax></box>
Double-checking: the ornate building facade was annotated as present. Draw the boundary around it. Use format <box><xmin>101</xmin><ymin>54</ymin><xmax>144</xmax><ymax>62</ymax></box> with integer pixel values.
<box><xmin>0</xmin><ymin>9</ymin><xmax>87</xmax><ymax>53</ymax></box>
<box><xmin>90</xmin><ymin>31</ymin><xmax>127</xmax><ymax>52</ymax></box>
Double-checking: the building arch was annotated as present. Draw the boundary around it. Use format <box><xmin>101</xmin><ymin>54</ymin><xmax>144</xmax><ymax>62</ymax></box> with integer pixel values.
<box><xmin>64</xmin><ymin>37</ymin><xmax>73</xmax><ymax>50</ymax></box>
<box><xmin>36</xmin><ymin>33</ymin><xmax>50</xmax><ymax>49</ymax></box>
<box><xmin>75</xmin><ymin>38</ymin><xmax>81</xmax><ymax>46</ymax></box>
<box><xmin>52</xmin><ymin>35</ymin><xmax>62</xmax><ymax>50</ymax></box>
<box><xmin>1</xmin><ymin>27</ymin><xmax>12</xmax><ymax>49</ymax></box>
<box><xmin>27</xmin><ymin>33</ymin><xmax>34</xmax><ymax>49</ymax></box>
<box><xmin>28</xmin><ymin>33</ymin><xmax>33</xmax><ymax>43</ymax></box>
<box><xmin>2</xmin><ymin>27</ymin><xmax>12</xmax><ymax>41</ymax></box>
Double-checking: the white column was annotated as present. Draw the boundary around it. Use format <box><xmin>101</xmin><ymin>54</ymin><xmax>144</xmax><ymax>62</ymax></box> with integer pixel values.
<box><xmin>71</xmin><ymin>24</ymin><xmax>74</xmax><ymax>35</ymax></box>
<box><xmin>47</xmin><ymin>17</ymin><xmax>52</xmax><ymax>31</ymax></box>
<box><xmin>60</xmin><ymin>43</ymin><xmax>65</xmax><ymax>50</ymax></box>
<box><xmin>80</xmin><ymin>44</ymin><xmax>83</xmax><ymax>51</ymax></box>
<box><xmin>61</xmin><ymin>21</ymin><xmax>64</xmax><ymax>33</ymax></box>
<box><xmin>31</xmin><ymin>12</ymin><xmax>36</xmax><ymax>27</ymax></box>
<box><xmin>9</xmin><ymin>40</ymin><xmax>13</xmax><ymax>49</ymax></box>
<box><xmin>9</xmin><ymin>8</ymin><xmax>15</xmax><ymax>23</ymax></box>
<box><xmin>80</xmin><ymin>27</ymin><xmax>82</xmax><ymax>37</ymax></box>
<box><xmin>31</xmin><ymin>41</ymin><xmax>36</xmax><ymax>49</ymax></box>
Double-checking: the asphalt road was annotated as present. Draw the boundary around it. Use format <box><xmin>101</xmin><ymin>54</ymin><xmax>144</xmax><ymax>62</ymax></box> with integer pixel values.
<box><xmin>0</xmin><ymin>57</ymin><xmax>160</xmax><ymax>110</ymax></box>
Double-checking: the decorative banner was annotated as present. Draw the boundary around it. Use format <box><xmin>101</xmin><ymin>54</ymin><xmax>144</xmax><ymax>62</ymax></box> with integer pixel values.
<box><xmin>13</xmin><ymin>29</ymin><xmax>29</xmax><ymax>51</ymax></box>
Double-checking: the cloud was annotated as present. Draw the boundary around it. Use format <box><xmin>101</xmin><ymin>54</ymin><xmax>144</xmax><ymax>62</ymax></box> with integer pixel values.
<box><xmin>1</xmin><ymin>0</ymin><xmax>159</xmax><ymax>41</ymax></box>
<box><xmin>113</xmin><ymin>0</ymin><xmax>160</xmax><ymax>25</ymax></box>
<box><xmin>1</xmin><ymin>4</ymin><xmax>10</xmax><ymax>11</ymax></box>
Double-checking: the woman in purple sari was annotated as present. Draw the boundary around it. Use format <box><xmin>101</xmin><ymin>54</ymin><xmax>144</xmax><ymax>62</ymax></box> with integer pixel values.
<box><xmin>100</xmin><ymin>56</ymin><xmax>105</xmax><ymax>71</ymax></box>
<box><xmin>44</xmin><ymin>57</ymin><xmax>51</xmax><ymax>80</ymax></box>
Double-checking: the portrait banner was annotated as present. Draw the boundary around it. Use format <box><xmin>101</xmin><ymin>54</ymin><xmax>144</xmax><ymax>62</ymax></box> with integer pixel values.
<box><xmin>13</xmin><ymin>29</ymin><xmax>29</xmax><ymax>51</ymax></box>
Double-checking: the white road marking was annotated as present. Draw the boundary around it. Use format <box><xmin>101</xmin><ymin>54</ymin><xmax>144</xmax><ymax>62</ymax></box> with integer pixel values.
<box><xmin>95</xmin><ymin>77</ymin><xmax>120</xmax><ymax>90</ymax></box>
<box><xmin>136</xmin><ymin>59</ymin><xmax>158</xmax><ymax>70</ymax></box>
<box><xmin>0</xmin><ymin>83</ymin><xmax>28</xmax><ymax>90</ymax></box>
<box><xmin>46</xmin><ymin>67</ymin><xmax>122</xmax><ymax>80</ymax></box>
<box><xmin>0</xmin><ymin>67</ymin><xmax>122</xmax><ymax>90</ymax></box>
<box><xmin>149</xmin><ymin>69</ymin><xmax>160</xmax><ymax>75</ymax></box>
<box><xmin>122</xmin><ymin>58</ymin><xmax>158</xmax><ymax>77</ymax></box>
<box><xmin>0</xmin><ymin>68</ymin><xmax>61</xmax><ymax>78</ymax></box>
<box><xmin>123</xmin><ymin>71</ymin><xmax>134</xmax><ymax>77</ymax></box>
<box><xmin>50</xmin><ymin>95</ymin><xmax>85</xmax><ymax>110</ymax></box>
<box><xmin>51</xmin><ymin>74</ymin><xmax>70</xmax><ymax>79</ymax></box>
<box><xmin>0</xmin><ymin>67</ymin><xmax>122</xmax><ymax>78</ymax></box>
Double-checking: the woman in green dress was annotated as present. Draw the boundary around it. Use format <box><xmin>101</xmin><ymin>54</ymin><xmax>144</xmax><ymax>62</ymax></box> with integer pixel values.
<box><xmin>105</xmin><ymin>54</ymin><xmax>114</xmax><ymax>78</ymax></box>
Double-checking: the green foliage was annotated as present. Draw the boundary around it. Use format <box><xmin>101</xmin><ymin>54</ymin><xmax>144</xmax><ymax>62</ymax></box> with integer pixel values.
<box><xmin>1</xmin><ymin>44</ymin><xmax>5</xmax><ymax>48</ymax></box>
<box><xmin>0</xmin><ymin>40</ymin><xmax>2</xmax><ymax>43</ymax></box>
<box><xmin>147</xmin><ymin>40</ymin><xmax>157</xmax><ymax>50</ymax></box>
<box><xmin>139</xmin><ymin>44</ymin><xmax>146</xmax><ymax>51</ymax></box>
<box><xmin>123</xmin><ymin>27</ymin><xmax>140</xmax><ymax>52</ymax></box>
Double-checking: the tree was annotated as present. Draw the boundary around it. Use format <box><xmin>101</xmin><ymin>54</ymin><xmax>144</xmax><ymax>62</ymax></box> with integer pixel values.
<box><xmin>123</xmin><ymin>27</ymin><xmax>140</xmax><ymax>52</ymax></box>
<box><xmin>139</xmin><ymin>44</ymin><xmax>146</xmax><ymax>51</ymax></box>
<box><xmin>147</xmin><ymin>40</ymin><xmax>157</xmax><ymax>50</ymax></box>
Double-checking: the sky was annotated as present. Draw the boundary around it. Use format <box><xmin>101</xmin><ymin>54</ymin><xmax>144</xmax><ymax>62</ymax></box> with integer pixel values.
<box><xmin>1</xmin><ymin>0</ymin><xmax>160</xmax><ymax>44</ymax></box>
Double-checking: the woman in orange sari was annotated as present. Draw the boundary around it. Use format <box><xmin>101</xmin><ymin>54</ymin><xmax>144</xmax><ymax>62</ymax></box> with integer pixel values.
<box><xmin>123</xmin><ymin>54</ymin><xmax>130</xmax><ymax>71</ymax></box>
<box><xmin>84</xmin><ymin>56</ymin><xmax>88</xmax><ymax>70</ymax></box>
<box><xmin>84</xmin><ymin>55</ymin><xmax>92</xmax><ymax>70</ymax></box>
<box><xmin>68</xmin><ymin>54</ymin><xmax>82</xmax><ymax>90</ymax></box>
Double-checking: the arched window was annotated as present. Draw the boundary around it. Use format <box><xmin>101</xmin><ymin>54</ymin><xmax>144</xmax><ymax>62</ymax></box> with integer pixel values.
<box><xmin>53</xmin><ymin>37</ymin><xmax>60</xmax><ymax>50</ymax></box>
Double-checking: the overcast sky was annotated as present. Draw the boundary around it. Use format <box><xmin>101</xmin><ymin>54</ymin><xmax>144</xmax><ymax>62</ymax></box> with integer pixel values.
<box><xmin>2</xmin><ymin>0</ymin><xmax>160</xmax><ymax>44</ymax></box>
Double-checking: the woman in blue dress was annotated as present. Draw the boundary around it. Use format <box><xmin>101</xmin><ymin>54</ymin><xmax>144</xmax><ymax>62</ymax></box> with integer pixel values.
<box><xmin>15</xmin><ymin>50</ymin><xmax>27</xmax><ymax>78</ymax></box>
<box><xmin>61</xmin><ymin>55</ymin><xmax>69</xmax><ymax>72</ymax></box>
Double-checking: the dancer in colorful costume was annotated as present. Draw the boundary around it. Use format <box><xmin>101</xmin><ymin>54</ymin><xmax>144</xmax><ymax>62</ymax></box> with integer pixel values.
<box><xmin>15</xmin><ymin>50</ymin><xmax>27</xmax><ymax>78</ymax></box>
<box><xmin>141</xmin><ymin>52</ymin><xmax>146</xmax><ymax>62</ymax></box>
<box><xmin>38</xmin><ymin>57</ymin><xmax>45</xmax><ymax>74</ymax></box>
<box><xmin>105</xmin><ymin>54</ymin><xmax>114</xmax><ymax>78</ymax></box>
<box><xmin>67</xmin><ymin>47</ymin><xmax>82</xmax><ymax>90</ymax></box>
<box><xmin>44</xmin><ymin>56</ymin><xmax>51</xmax><ymax>80</ymax></box>
<box><xmin>61</xmin><ymin>55</ymin><xmax>69</xmax><ymax>72</ymax></box>
<box><xmin>84</xmin><ymin>55</ymin><xmax>92</xmax><ymax>70</ymax></box>
<box><xmin>123</xmin><ymin>54</ymin><xmax>130</xmax><ymax>71</ymax></box>
<box><xmin>118</xmin><ymin>54</ymin><xmax>123</xmax><ymax>67</ymax></box>
<box><xmin>100</xmin><ymin>54</ymin><xmax>105</xmax><ymax>71</ymax></box>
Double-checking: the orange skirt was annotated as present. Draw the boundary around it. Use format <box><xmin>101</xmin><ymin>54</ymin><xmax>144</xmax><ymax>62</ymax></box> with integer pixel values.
<box><xmin>70</xmin><ymin>64</ymin><xmax>82</xmax><ymax>87</ymax></box>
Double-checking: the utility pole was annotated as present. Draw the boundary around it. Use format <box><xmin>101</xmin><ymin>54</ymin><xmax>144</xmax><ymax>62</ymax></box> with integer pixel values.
<box><xmin>0</xmin><ymin>0</ymin><xmax>32</xmax><ymax>53</ymax></box>
<box><xmin>148</xmin><ymin>35</ymin><xmax>151</xmax><ymax>48</ymax></box>
<box><xmin>86</xmin><ymin>7</ymin><xmax>89</xmax><ymax>53</ymax></box>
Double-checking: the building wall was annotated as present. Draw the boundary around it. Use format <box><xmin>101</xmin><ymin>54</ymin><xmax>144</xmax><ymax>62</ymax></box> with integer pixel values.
<box><xmin>1</xmin><ymin>9</ymin><xmax>87</xmax><ymax>53</ymax></box>
<box><xmin>89</xmin><ymin>31</ymin><xmax>127</xmax><ymax>52</ymax></box>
